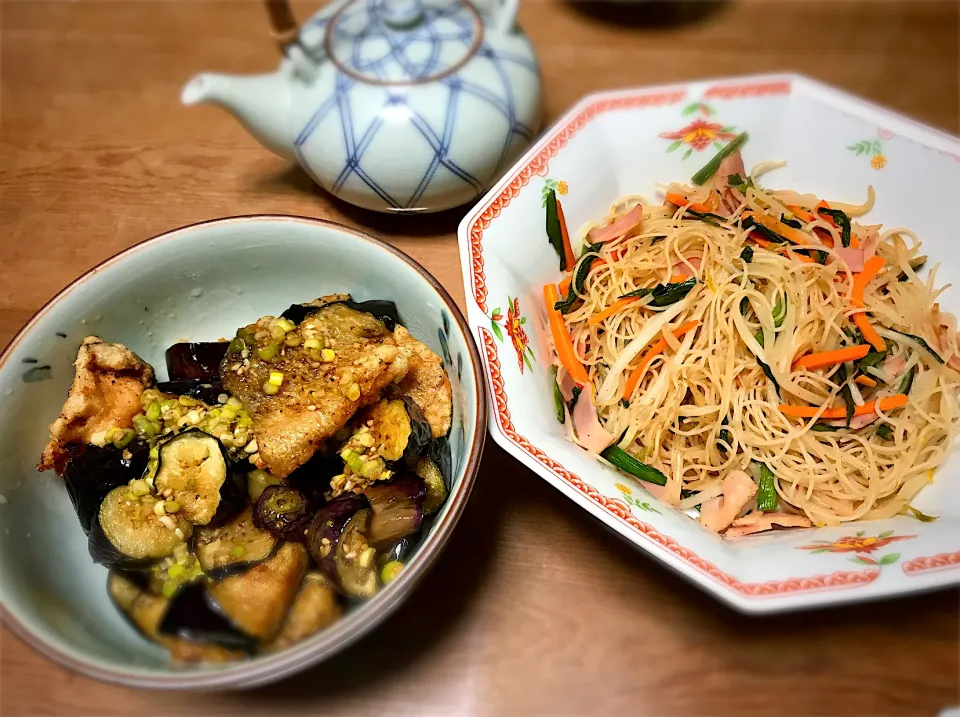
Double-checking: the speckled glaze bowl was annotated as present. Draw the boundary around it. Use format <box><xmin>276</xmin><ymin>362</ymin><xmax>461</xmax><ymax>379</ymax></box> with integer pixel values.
<box><xmin>0</xmin><ymin>216</ymin><xmax>485</xmax><ymax>689</ymax></box>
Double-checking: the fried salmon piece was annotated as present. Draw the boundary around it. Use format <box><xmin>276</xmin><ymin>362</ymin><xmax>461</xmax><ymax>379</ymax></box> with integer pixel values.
<box><xmin>222</xmin><ymin>304</ymin><xmax>410</xmax><ymax>478</ymax></box>
<box><xmin>389</xmin><ymin>326</ymin><xmax>452</xmax><ymax>438</ymax></box>
<box><xmin>38</xmin><ymin>336</ymin><xmax>155</xmax><ymax>475</ymax></box>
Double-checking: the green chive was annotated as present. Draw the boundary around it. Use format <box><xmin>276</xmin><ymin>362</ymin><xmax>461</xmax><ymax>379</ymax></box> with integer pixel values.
<box><xmin>545</xmin><ymin>189</ymin><xmax>566</xmax><ymax>270</ymax></box>
<box><xmin>756</xmin><ymin>462</ymin><xmax>777</xmax><ymax>512</ymax></box>
<box><xmin>601</xmin><ymin>445</ymin><xmax>667</xmax><ymax>486</ymax></box>
<box><xmin>692</xmin><ymin>131</ymin><xmax>749</xmax><ymax>185</ymax></box>
<box><xmin>551</xmin><ymin>366</ymin><xmax>565</xmax><ymax>424</ymax></box>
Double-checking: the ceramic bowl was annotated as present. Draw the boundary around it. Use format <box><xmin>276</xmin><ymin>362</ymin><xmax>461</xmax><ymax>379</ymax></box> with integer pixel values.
<box><xmin>457</xmin><ymin>73</ymin><xmax>960</xmax><ymax>613</ymax></box>
<box><xmin>0</xmin><ymin>216</ymin><xmax>485</xmax><ymax>689</ymax></box>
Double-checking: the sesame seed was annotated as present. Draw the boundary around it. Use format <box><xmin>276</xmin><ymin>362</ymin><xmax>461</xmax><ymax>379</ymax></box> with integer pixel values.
<box><xmin>153</xmin><ymin>501</ymin><xmax>166</xmax><ymax>516</ymax></box>
<box><xmin>159</xmin><ymin>515</ymin><xmax>176</xmax><ymax>531</ymax></box>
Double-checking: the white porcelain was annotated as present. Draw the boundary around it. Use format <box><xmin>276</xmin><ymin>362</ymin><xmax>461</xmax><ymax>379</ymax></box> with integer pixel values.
<box><xmin>182</xmin><ymin>0</ymin><xmax>541</xmax><ymax>214</ymax></box>
<box><xmin>0</xmin><ymin>216</ymin><xmax>485</xmax><ymax>689</ymax></box>
<box><xmin>457</xmin><ymin>73</ymin><xmax>960</xmax><ymax>613</ymax></box>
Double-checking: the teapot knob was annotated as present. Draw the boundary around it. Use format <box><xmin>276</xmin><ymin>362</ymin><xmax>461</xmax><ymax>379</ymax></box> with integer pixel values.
<box><xmin>379</xmin><ymin>0</ymin><xmax>425</xmax><ymax>28</ymax></box>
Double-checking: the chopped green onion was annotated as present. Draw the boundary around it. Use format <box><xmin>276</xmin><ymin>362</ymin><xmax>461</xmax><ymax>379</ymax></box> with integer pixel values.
<box><xmin>544</xmin><ymin>189</ymin><xmax>566</xmax><ymax>270</ymax></box>
<box><xmin>304</xmin><ymin>337</ymin><xmax>322</xmax><ymax>351</ymax></box>
<box><xmin>600</xmin><ymin>445</ymin><xmax>668</xmax><ymax>486</ymax></box>
<box><xmin>726</xmin><ymin>173</ymin><xmax>754</xmax><ymax>193</ymax></box>
<box><xmin>262</xmin><ymin>381</ymin><xmax>279</xmax><ymax>396</ymax></box>
<box><xmin>692</xmin><ymin>131</ymin><xmax>749</xmax><ymax>185</ymax></box>
<box><xmin>756</xmin><ymin>462</ymin><xmax>778</xmax><ymax>512</ymax></box>
<box><xmin>876</xmin><ymin>424</ymin><xmax>894</xmax><ymax>440</ymax></box>
<box><xmin>341</xmin><ymin>449</ymin><xmax>364</xmax><ymax>475</ymax></box>
<box><xmin>133</xmin><ymin>414</ymin><xmax>158</xmax><ymax>437</ymax></box>
<box><xmin>257</xmin><ymin>343</ymin><xmax>279</xmax><ymax>360</ymax></box>
<box><xmin>227</xmin><ymin>336</ymin><xmax>246</xmax><ymax>355</ymax></box>
<box><xmin>112</xmin><ymin>428</ymin><xmax>135</xmax><ymax>449</ymax></box>
<box><xmin>381</xmin><ymin>560</ymin><xmax>404</xmax><ymax>584</ymax></box>
<box><xmin>897</xmin><ymin>256</ymin><xmax>927</xmax><ymax>281</ymax></box>
<box><xmin>841</xmin><ymin>365</ymin><xmax>856</xmax><ymax>427</ymax></box>
<box><xmin>145</xmin><ymin>401</ymin><xmax>161</xmax><ymax>422</ymax></box>
<box><xmin>551</xmin><ymin>366</ymin><xmax>565</xmax><ymax>424</ymax></box>
<box><xmin>276</xmin><ymin>317</ymin><xmax>296</xmax><ymax>333</ymax></box>
<box><xmin>268</xmin><ymin>370</ymin><xmax>284</xmax><ymax>386</ymax></box>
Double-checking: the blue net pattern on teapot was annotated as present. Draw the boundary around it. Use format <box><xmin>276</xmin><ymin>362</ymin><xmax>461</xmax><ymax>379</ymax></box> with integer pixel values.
<box><xmin>293</xmin><ymin>9</ymin><xmax>538</xmax><ymax>210</ymax></box>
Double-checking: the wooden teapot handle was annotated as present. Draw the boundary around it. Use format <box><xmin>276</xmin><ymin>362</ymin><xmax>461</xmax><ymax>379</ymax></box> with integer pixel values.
<box><xmin>264</xmin><ymin>0</ymin><xmax>300</xmax><ymax>50</ymax></box>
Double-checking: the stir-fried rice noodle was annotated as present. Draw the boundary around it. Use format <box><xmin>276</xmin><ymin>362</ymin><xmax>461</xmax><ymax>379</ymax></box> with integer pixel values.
<box><xmin>558</xmin><ymin>167</ymin><xmax>959</xmax><ymax>529</ymax></box>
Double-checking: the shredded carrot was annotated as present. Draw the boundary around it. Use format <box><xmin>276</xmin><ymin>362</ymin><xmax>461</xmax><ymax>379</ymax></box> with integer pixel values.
<box><xmin>793</xmin><ymin>344</ymin><xmax>870</xmax><ymax>370</ymax></box>
<box><xmin>853</xmin><ymin>311</ymin><xmax>886</xmax><ymax>352</ymax></box>
<box><xmin>779</xmin><ymin>394</ymin><xmax>908</xmax><ymax>420</ymax></box>
<box><xmin>544</xmin><ymin>284</ymin><xmax>589</xmax><ymax>386</ymax></box>
<box><xmin>788</xmin><ymin>205</ymin><xmax>817</xmax><ymax>223</ymax></box>
<box><xmin>748</xmin><ymin>233</ymin><xmax>777</xmax><ymax>250</ymax></box>
<box><xmin>783</xmin><ymin>250</ymin><xmax>817</xmax><ymax>265</ymax></box>
<box><xmin>556</xmin><ymin>199</ymin><xmax>576</xmax><ymax>271</ymax></box>
<box><xmin>750</xmin><ymin>212</ymin><xmax>813</xmax><ymax>246</ymax></box>
<box><xmin>587</xmin><ymin>297</ymin><xmax>640</xmax><ymax>327</ymax></box>
<box><xmin>665</xmin><ymin>192</ymin><xmax>711</xmax><ymax>214</ymax></box>
<box><xmin>851</xmin><ymin>255</ymin><xmax>887</xmax><ymax>308</ymax></box>
<box><xmin>558</xmin><ymin>276</ymin><xmax>572</xmax><ymax>295</ymax></box>
<box><xmin>855</xmin><ymin>375</ymin><xmax>877</xmax><ymax>388</ymax></box>
<box><xmin>622</xmin><ymin>320</ymin><xmax>700</xmax><ymax>399</ymax></box>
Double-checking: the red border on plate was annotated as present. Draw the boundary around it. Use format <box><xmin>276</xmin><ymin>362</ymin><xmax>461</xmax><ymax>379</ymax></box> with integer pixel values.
<box><xmin>480</xmin><ymin>328</ymin><xmax>882</xmax><ymax>598</ymax></box>
<box><xmin>902</xmin><ymin>551</ymin><xmax>960</xmax><ymax>575</ymax></box>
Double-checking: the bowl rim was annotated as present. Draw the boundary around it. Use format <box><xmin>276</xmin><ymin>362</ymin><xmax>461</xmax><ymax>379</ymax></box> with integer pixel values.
<box><xmin>0</xmin><ymin>214</ymin><xmax>487</xmax><ymax>690</ymax></box>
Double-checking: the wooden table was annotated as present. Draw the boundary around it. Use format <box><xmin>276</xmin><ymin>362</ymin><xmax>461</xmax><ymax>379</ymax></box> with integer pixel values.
<box><xmin>2</xmin><ymin>0</ymin><xmax>958</xmax><ymax>714</ymax></box>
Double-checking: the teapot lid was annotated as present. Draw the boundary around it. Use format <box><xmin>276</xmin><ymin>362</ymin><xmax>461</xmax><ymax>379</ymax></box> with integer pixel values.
<box><xmin>324</xmin><ymin>0</ymin><xmax>483</xmax><ymax>85</ymax></box>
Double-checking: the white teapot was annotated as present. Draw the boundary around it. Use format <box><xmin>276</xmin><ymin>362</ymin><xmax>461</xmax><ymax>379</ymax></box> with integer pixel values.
<box><xmin>182</xmin><ymin>0</ymin><xmax>541</xmax><ymax>213</ymax></box>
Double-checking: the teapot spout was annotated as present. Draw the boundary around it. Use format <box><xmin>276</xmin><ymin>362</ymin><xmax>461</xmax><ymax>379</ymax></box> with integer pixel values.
<box><xmin>182</xmin><ymin>72</ymin><xmax>294</xmax><ymax>161</ymax></box>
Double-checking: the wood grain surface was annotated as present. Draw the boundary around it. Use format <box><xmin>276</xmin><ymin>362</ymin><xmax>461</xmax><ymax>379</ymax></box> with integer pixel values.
<box><xmin>1</xmin><ymin>0</ymin><xmax>958</xmax><ymax>714</ymax></box>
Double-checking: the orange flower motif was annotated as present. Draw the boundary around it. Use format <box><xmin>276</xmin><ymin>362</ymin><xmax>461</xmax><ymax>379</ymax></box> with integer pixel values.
<box><xmin>556</xmin><ymin>180</ymin><xmax>569</xmax><ymax>196</ymax></box>
<box><xmin>800</xmin><ymin>533</ymin><xmax>914</xmax><ymax>554</ymax></box>
<box><xmin>871</xmin><ymin>154</ymin><xmax>887</xmax><ymax>170</ymax></box>
<box><xmin>506</xmin><ymin>297</ymin><xmax>530</xmax><ymax>372</ymax></box>
<box><xmin>660</xmin><ymin>119</ymin><xmax>737</xmax><ymax>152</ymax></box>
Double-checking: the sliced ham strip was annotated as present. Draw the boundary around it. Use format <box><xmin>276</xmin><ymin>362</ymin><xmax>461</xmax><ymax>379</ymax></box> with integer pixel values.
<box><xmin>587</xmin><ymin>204</ymin><xmax>643</xmax><ymax>244</ymax></box>
<box><xmin>723</xmin><ymin>511</ymin><xmax>813</xmax><ymax>538</ymax></box>
<box><xmin>670</xmin><ymin>255</ymin><xmax>702</xmax><ymax>280</ymax></box>
<box><xmin>882</xmin><ymin>354</ymin><xmax>907</xmax><ymax>378</ymax></box>
<box><xmin>825</xmin><ymin>413</ymin><xmax>879</xmax><ymax>430</ymax></box>
<box><xmin>638</xmin><ymin>464</ymin><xmax>681</xmax><ymax>506</ymax></box>
<box><xmin>556</xmin><ymin>366</ymin><xmax>576</xmax><ymax>403</ymax></box>
<box><xmin>699</xmin><ymin>470</ymin><xmax>757</xmax><ymax>533</ymax></box>
<box><xmin>714</xmin><ymin>151</ymin><xmax>747</xmax><ymax>217</ymax></box>
<box><xmin>571</xmin><ymin>384</ymin><xmax>613</xmax><ymax>454</ymax></box>
<box><xmin>832</xmin><ymin>247</ymin><xmax>865</xmax><ymax>273</ymax></box>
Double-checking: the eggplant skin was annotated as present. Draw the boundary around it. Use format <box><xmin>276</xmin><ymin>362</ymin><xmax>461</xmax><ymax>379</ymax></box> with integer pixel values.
<box><xmin>206</xmin><ymin>543</ymin><xmax>308</xmax><ymax>642</ymax></box>
<box><xmin>306</xmin><ymin>494</ymin><xmax>368</xmax><ymax>589</ymax></box>
<box><xmin>193</xmin><ymin>507</ymin><xmax>277</xmax><ymax>580</ymax></box>
<box><xmin>158</xmin><ymin>581</ymin><xmax>258</xmax><ymax>654</ymax></box>
<box><xmin>364</xmin><ymin>475</ymin><xmax>426</xmax><ymax>546</ymax></box>
<box><xmin>63</xmin><ymin>442</ymin><xmax>150</xmax><ymax>534</ymax></box>
<box><xmin>165</xmin><ymin>342</ymin><xmax>229</xmax><ymax>382</ymax></box>
<box><xmin>285</xmin><ymin>450</ymin><xmax>341</xmax><ymax>507</ymax></box>
<box><xmin>253</xmin><ymin>485</ymin><xmax>311</xmax><ymax>543</ymax></box>
<box><xmin>281</xmin><ymin>299</ymin><xmax>402</xmax><ymax>331</ymax></box>
<box><xmin>156</xmin><ymin>379</ymin><xmax>224</xmax><ymax>406</ymax></box>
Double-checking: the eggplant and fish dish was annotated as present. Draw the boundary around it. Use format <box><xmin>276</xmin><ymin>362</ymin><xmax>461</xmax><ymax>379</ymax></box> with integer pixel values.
<box><xmin>37</xmin><ymin>296</ymin><xmax>453</xmax><ymax>663</ymax></box>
